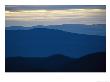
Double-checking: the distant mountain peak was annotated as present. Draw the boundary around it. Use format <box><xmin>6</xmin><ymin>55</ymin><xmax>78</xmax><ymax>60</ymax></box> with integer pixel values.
<box><xmin>6</xmin><ymin>24</ymin><xmax>106</xmax><ymax>36</ymax></box>
<box><xmin>47</xmin><ymin>54</ymin><xmax>71</xmax><ymax>60</ymax></box>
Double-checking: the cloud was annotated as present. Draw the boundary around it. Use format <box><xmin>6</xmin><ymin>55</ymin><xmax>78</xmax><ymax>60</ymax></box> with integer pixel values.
<box><xmin>5</xmin><ymin>5</ymin><xmax>106</xmax><ymax>12</ymax></box>
<box><xmin>5</xmin><ymin>6</ymin><xmax>106</xmax><ymax>26</ymax></box>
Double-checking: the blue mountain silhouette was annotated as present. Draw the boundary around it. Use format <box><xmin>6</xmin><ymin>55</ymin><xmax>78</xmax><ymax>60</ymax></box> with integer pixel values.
<box><xmin>6</xmin><ymin>24</ymin><xmax>106</xmax><ymax>36</ymax></box>
<box><xmin>5</xmin><ymin>27</ymin><xmax>106</xmax><ymax>58</ymax></box>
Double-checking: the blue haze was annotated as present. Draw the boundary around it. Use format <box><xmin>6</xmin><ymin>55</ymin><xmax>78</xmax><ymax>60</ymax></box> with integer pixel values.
<box><xmin>5</xmin><ymin>24</ymin><xmax>106</xmax><ymax>58</ymax></box>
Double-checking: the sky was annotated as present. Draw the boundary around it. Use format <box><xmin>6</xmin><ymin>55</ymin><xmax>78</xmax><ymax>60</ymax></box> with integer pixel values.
<box><xmin>5</xmin><ymin>5</ymin><xmax>106</xmax><ymax>27</ymax></box>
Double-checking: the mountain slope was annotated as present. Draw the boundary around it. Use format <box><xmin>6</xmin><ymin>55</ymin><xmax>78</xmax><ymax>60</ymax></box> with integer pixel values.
<box><xmin>5</xmin><ymin>52</ymin><xmax>106</xmax><ymax>72</ymax></box>
<box><xmin>5</xmin><ymin>28</ymin><xmax>106</xmax><ymax>58</ymax></box>
<box><xmin>6</xmin><ymin>24</ymin><xmax>106</xmax><ymax>36</ymax></box>
<box><xmin>64</xmin><ymin>52</ymin><xmax>106</xmax><ymax>72</ymax></box>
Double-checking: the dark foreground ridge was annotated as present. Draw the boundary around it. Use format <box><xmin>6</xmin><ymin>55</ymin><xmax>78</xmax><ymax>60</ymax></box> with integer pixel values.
<box><xmin>5</xmin><ymin>52</ymin><xmax>106</xmax><ymax>72</ymax></box>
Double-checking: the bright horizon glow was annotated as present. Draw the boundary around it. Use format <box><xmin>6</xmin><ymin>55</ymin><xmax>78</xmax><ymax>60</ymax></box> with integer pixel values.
<box><xmin>5</xmin><ymin>6</ymin><xmax>106</xmax><ymax>27</ymax></box>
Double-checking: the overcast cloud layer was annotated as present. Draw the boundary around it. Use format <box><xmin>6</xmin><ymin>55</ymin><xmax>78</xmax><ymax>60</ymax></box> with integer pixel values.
<box><xmin>5</xmin><ymin>5</ymin><xmax>106</xmax><ymax>26</ymax></box>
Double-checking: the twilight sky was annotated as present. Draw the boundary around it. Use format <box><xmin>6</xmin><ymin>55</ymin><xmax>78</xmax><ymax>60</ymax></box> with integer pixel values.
<box><xmin>5</xmin><ymin>5</ymin><xmax>106</xmax><ymax>27</ymax></box>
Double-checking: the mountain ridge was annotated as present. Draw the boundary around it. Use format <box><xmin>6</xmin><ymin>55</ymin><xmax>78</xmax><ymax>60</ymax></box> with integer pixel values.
<box><xmin>5</xmin><ymin>24</ymin><xmax>106</xmax><ymax>36</ymax></box>
<box><xmin>6</xmin><ymin>28</ymin><xmax>106</xmax><ymax>58</ymax></box>
<box><xmin>5</xmin><ymin>52</ymin><xmax>106</xmax><ymax>72</ymax></box>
